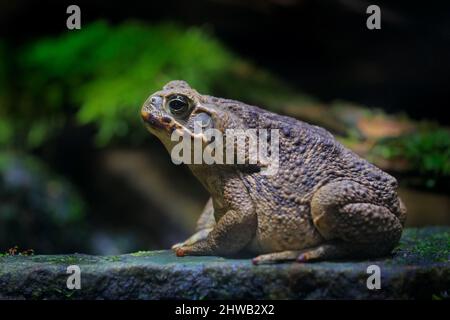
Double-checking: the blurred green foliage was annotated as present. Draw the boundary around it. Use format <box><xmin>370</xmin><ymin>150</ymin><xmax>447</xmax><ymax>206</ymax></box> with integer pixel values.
<box><xmin>373</xmin><ymin>129</ymin><xmax>450</xmax><ymax>187</ymax></box>
<box><xmin>0</xmin><ymin>21</ymin><xmax>316</xmax><ymax>149</ymax></box>
<box><xmin>0</xmin><ymin>42</ymin><xmax>13</xmax><ymax>147</ymax></box>
<box><xmin>1</xmin><ymin>21</ymin><xmax>296</xmax><ymax>148</ymax></box>
<box><xmin>14</xmin><ymin>21</ymin><xmax>235</xmax><ymax>146</ymax></box>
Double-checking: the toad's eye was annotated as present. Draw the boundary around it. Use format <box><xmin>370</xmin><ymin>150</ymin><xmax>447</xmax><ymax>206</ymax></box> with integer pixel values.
<box><xmin>167</xmin><ymin>94</ymin><xmax>191</xmax><ymax>116</ymax></box>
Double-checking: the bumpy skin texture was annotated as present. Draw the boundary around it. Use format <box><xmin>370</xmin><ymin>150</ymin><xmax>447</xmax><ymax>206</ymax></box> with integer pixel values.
<box><xmin>141</xmin><ymin>80</ymin><xmax>407</xmax><ymax>264</ymax></box>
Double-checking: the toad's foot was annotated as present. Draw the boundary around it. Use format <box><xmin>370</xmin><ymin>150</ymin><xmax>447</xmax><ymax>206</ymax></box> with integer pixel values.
<box><xmin>171</xmin><ymin>228</ymin><xmax>213</xmax><ymax>250</ymax></box>
<box><xmin>174</xmin><ymin>240</ymin><xmax>213</xmax><ymax>257</ymax></box>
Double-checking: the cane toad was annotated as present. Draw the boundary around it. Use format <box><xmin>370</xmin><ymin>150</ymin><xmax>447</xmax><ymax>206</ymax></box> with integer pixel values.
<box><xmin>141</xmin><ymin>80</ymin><xmax>406</xmax><ymax>264</ymax></box>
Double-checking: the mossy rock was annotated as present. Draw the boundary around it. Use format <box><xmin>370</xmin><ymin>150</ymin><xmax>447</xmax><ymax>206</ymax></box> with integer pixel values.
<box><xmin>0</xmin><ymin>227</ymin><xmax>448</xmax><ymax>299</ymax></box>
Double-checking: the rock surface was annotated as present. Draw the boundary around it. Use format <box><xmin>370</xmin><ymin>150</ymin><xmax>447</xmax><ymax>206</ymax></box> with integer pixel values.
<box><xmin>0</xmin><ymin>227</ymin><xmax>448</xmax><ymax>300</ymax></box>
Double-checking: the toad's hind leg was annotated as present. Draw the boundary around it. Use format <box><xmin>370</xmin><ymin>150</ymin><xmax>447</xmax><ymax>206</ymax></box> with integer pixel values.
<box><xmin>252</xmin><ymin>250</ymin><xmax>303</xmax><ymax>265</ymax></box>
<box><xmin>307</xmin><ymin>180</ymin><xmax>403</xmax><ymax>261</ymax></box>
<box><xmin>251</xmin><ymin>244</ymin><xmax>371</xmax><ymax>264</ymax></box>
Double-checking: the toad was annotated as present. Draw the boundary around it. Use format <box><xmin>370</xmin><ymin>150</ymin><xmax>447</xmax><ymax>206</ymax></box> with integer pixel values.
<box><xmin>141</xmin><ymin>80</ymin><xmax>406</xmax><ymax>264</ymax></box>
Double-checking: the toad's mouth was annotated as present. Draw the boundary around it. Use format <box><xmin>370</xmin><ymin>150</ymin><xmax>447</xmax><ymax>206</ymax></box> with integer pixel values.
<box><xmin>141</xmin><ymin>110</ymin><xmax>173</xmax><ymax>131</ymax></box>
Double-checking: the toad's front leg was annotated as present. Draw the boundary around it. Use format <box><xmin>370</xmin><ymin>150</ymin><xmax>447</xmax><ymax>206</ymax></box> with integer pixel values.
<box><xmin>175</xmin><ymin>208</ymin><xmax>257</xmax><ymax>257</ymax></box>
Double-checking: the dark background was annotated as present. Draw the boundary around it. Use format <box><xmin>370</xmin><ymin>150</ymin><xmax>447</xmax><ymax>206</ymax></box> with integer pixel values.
<box><xmin>0</xmin><ymin>0</ymin><xmax>449</xmax><ymax>255</ymax></box>
<box><xmin>2</xmin><ymin>0</ymin><xmax>449</xmax><ymax>123</ymax></box>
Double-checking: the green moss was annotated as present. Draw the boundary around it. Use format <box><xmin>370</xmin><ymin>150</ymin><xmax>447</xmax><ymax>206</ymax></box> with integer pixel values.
<box><xmin>130</xmin><ymin>251</ymin><xmax>154</xmax><ymax>257</ymax></box>
<box><xmin>409</xmin><ymin>232</ymin><xmax>450</xmax><ymax>262</ymax></box>
<box><xmin>105</xmin><ymin>255</ymin><xmax>122</xmax><ymax>262</ymax></box>
<box><xmin>393</xmin><ymin>228</ymin><xmax>450</xmax><ymax>263</ymax></box>
<box><xmin>30</xmin><ymin>255</ymin><xmax>97</xmax><ymax>265</ymax></box>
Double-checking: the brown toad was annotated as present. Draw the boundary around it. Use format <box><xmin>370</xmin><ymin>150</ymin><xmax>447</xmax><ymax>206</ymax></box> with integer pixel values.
<box><xmin>141</xmin><ymin>80</ymin><xmax>407</xmax><ymax>264</ymax></box>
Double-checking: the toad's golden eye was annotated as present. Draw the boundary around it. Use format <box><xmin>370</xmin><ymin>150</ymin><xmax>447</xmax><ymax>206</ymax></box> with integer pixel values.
<box><xmin>167</xmin><ymin>94</ymin><xmax>190</xmax><ymax>117</ymax></box>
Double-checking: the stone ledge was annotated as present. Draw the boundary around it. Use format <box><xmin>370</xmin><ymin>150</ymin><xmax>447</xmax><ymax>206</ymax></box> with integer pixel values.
<box><xmin>0</xmin><ymin>227</ymin><xmax>449</xmax><ymax>299</ymax></box>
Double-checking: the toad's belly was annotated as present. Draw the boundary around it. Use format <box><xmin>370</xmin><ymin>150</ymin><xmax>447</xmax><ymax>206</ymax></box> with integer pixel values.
<box><xmin>247</xmin><ymin>205</ymin><xmax>324</xmax><ymax>254</ymax></box>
